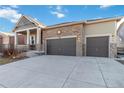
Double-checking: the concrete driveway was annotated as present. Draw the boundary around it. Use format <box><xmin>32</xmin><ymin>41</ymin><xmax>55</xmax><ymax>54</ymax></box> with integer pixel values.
<box><xmin>0</xmin><ymin>55</ymin><xmax>124</xmax><ymax>88</ymax></box>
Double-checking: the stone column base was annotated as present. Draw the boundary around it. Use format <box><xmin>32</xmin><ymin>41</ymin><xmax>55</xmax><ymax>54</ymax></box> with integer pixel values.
<box><xmin>36</xmin><ymin>44</ymin><xmax>41</xmax><ymax>51</ymax></box>
<box><xmin>27</xmin><ymin>44</ymin><xmax>30</xmax><ymax>51</ymax></box>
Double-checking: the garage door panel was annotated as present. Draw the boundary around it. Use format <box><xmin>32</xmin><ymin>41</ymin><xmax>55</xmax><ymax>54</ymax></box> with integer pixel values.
<box><xmin>86</xmin><ymin>36</ymin><xmax>109</xmax><ymax>57</ymax></box>
<box><xmin>47</xmin><ymin>38</ymin><xmax>76</xmax><ymax>56</ymax></box>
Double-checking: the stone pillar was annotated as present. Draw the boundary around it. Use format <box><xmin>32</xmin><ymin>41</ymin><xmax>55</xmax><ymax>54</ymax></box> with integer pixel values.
<box><xmin>14</xmin><ymin>32</ymin><xmax>18</xmax><ymax>49</ymax></box>
<box><xmin>81</xmin><ymin>24</ymin><xmax>85</xmax><ymax>56</ymax></box>
<box><xmin>36</xmin><ymin>27</ymin><xmax>41</xmax><ymax>51</ymax></box>
<box><xmin>27</xmin><ymin>30</ymin><xmax>30</xmax><ymax>50</ymax></box>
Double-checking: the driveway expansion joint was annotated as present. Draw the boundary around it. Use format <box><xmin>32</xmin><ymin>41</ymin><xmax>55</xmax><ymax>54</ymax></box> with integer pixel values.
<box><xmin>61</xmin><ymin>62</ymin><xmax>78</xmax><ymax>88</ymax></box>
<box><xmin>96</xmin><ymin>58</ymin><xmax>108</xmax><ymax>88</ymax></box>
<box><xmin>0</xmin><ymin>83</ymin><xmax>7</xmax><ymax>88</ymax></box>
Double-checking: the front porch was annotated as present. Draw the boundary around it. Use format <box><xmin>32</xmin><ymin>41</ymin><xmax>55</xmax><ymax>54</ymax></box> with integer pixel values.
<box><xmin>15</xmin><ymin>27</ymin><xmax>42</xmax><ymax>51</ymax></box>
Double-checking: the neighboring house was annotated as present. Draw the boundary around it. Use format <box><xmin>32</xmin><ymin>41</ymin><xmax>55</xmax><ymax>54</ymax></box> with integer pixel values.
<box><xmin>0</xmin><ymin>32</ymin><xmax>14</xmax><ymax>52</ymax></box>
<box><xmin>12</xmin><ymin>15</ymin><xmax>124</xmax><ymax>58</ymax></box>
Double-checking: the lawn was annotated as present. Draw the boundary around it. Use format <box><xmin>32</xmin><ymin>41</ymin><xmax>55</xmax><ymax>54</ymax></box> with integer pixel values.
<box><xmin>0</xmin><ymin>58</ymin><xmax>12</xmax><ymax>65</ymax></box>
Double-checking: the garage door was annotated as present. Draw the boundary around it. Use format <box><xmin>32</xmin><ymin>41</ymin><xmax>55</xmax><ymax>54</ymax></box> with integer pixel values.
<box><xmin>47</xmin><ymin>38</ymin><xmax>76</xmax><ymax>56</ymax></box>
<box><xmin>86</xmin><ymin>36</ymin><xmax>109</xmax><ymax>57</ymax></box>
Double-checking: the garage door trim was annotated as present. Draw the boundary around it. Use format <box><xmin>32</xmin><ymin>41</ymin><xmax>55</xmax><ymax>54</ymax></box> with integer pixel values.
<box><xmin>46</xmin><ymin>35</ymin><xmax>77</xmax><ymax>40</ymax></box>
<box><xmin>85</xmin><ymin>34</ymin><xmax>110</xmax><ymax>57</ymax></box>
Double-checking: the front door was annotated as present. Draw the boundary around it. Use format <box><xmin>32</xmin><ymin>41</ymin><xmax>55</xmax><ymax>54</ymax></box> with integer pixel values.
<box><xmin>30</xmin><ymin>35</ymin><xmax>36</xmax><ymax>50</ymax></box>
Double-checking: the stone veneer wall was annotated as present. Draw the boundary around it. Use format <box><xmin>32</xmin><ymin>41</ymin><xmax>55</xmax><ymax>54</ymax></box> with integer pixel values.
<box><xmin>42</xmin><ymin>24</ymin><xmax>84</xmax><ymax>56</ymax></box>
<box><xmin>109</xmin><ymin>35</ymin><xmax>117</xmax><ymax>58</ymax></box>
<box><xmin>110</xmin><ymin>43</ymin><xmax>117</xmax><ymax>58</ymax></box>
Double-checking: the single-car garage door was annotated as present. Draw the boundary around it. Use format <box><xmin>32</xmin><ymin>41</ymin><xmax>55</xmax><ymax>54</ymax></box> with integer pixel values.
<box><xmin>47</xmin><ymin>38</ymin><xmax>76</xmax><ymax>56</ymax></box>
<box><xmin>86</xmin><ymin>36</ymin><xmax>109</xmax><ymax>57</ymax></box>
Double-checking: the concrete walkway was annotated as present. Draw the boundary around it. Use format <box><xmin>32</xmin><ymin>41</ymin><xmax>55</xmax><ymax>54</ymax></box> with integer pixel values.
<box><xmin>0</xmin><ymin>55</ymin><xmax>124</xmax><ymax>88</ymax></box>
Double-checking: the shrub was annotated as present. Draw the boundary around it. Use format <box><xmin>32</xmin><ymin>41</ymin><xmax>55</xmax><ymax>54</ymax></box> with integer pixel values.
<box><xmin>2</xmin><ymin>48</ymin><xmax>25</xmax><ymax>59</ymax></box>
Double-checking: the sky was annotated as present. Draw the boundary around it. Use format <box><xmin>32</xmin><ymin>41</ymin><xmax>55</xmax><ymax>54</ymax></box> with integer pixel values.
<box><xmin>0</xmin><ymin>5</ymin><xmax>124</xmax><ymax>32</ymax></box>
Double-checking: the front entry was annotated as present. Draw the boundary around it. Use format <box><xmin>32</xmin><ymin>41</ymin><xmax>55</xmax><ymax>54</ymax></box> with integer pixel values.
<box><xmin>30</xmin><ymin>35</ymin><xmax>36</xmax><ymax>50</ymax></box>
<box><xmin>86</xmin><ymin>36</ymin><xmax>109</xmax><ymax>57</ymax></box>
<box><xmin>47</xmin><ymin>38</ymin><xmax>76</xmax><ymax>56</ymax></box>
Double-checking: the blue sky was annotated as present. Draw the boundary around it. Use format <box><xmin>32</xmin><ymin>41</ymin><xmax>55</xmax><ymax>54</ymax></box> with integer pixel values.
<box><xmin>0</xmin><ymin>5</ymin><xmax>124</xmax><ymax>32</ymax></box>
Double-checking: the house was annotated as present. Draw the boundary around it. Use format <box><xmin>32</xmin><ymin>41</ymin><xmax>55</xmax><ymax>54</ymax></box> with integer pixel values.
<box><xmin>12</xmin><ymin>15</ymin><xmax>124</xmax><ymax>58</ymax></box>
<box><xmin>0</xmin><ymin>32</ymin><xmax>14</xmax><ymax>52</ymax></box>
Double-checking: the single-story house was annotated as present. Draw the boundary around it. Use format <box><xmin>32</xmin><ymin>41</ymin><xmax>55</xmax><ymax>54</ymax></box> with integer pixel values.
<box><xmin>12</xmin><ymin>15</ymin><xmax>124</xmax><ymax>58</ymax></box>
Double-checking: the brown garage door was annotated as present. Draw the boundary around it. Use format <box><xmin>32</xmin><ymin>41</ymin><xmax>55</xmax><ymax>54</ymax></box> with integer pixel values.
<box><xmin>86</xmin><ymin>36</ymin><xmax>109</xmax><ymax>57</ymax></box>
<box><xmin>47</xmin><ymin>38</ymin><xmax>76</xmax><ymax>56</ymax></box>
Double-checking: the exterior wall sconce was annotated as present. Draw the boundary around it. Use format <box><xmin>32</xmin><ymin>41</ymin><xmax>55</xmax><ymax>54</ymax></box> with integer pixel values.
<box><xmin>77</xmin><ymin>36</ymin><xmax>81</xmax><ymax>42</ymax></box>
<box><xmin>57</xmin><ymin>30</ymin><xmax>62</xmax><ymax>35</ymax></box>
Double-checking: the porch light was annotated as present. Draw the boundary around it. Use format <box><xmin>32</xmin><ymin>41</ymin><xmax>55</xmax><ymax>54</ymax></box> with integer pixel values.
<box><xmin>57</xmin><ymin>30</ymin><xmax>62</xmax><ymax>35</ymax></box>
<box><xmin>77</xmin><ymin>36</ymin><xmax>81</xmax><ymax>41</ymax></box>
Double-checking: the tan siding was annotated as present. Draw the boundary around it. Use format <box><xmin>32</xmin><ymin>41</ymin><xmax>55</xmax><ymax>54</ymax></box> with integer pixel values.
<box><xmin>85</xmin><ymin>21</ymin><xmax>116</xmax><ymax>35</ymax></box>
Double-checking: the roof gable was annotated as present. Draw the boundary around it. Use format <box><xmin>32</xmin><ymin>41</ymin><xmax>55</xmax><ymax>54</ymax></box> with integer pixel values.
<box><xmin>13</xmin><ymin>15</ymin><xmax>46</xmax><ymax>32</ymax></box>
<box><xmin>17</xmin><ymin>16</ymin><xmax>35</xmax><ymax>27</ymax></box>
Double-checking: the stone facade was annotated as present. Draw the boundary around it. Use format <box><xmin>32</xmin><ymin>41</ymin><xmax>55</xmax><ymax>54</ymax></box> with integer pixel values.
<box><xmin>110</xmin><ymin>43</ymin><xmax>117</xmax><ymax>58</ymax></box>
<box><xmin>42</xmin><ymin>24</ymin><xmax>84</xmax><ymax>56</ymax></box>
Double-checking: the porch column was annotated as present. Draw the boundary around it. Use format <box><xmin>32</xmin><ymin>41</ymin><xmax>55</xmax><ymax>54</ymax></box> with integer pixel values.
<box><xmin>14</xmin><ymin>32</ymin><xmax>18</xmax><ymax>49</ymax></box>
<box><xmin>36</xmin><ymin>27</ymin><xmax>41</xmax><ymax>51</ymax></box>
<box><xmin>27</xmin><ymin>30</ymin><xmax>30</xmax><ymax>50</ymax></box>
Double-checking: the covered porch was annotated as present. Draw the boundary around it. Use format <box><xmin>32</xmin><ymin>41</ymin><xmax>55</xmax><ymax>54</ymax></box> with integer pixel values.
<box><xmin>13</xmin><ymin>15</ymin><xmax>46</xmax><ymax>52</ymax></box>
<box><xmin>15</xmin><ymin>27</ymin><xmax>42</xmax><ymax>51</ymax></box>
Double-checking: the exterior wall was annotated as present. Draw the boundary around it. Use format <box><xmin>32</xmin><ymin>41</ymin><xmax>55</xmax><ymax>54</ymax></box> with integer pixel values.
<box><xmin>43</xmin><ymin>24</ymin><xmax>84</xmax><ymax>56</ymax></box>
<box><xmin>2</xmin><ymin>36</ymin><xmax>9</xmax><ymax>45</ymax></box>
<box><xmin>18</xmin><ymin>35</ymin><xmax>26</xmax><ymax>45</ymax></box>
<box><xmin>85</xmin><ymin>21</ymin><xmax>116</xmax><ymax>35</ymax></box>
<box><xmin>0</xmin><ymin>35</ymin><xmax>14</xmax><ymax>52</ymax></box>
<box><xmin>84</xmin><ymin>21</ymin><xmax>117</xmax><ymax>58</ymax></box>
<box><xmin>9</xmin><ymin>36</ymin><xmax>14</xmax><ymax>45</ymax></box>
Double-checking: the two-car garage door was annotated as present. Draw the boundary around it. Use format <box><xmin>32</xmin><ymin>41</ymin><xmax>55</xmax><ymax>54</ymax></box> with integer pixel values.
<box><xmin>47</xmin><ymin>38</ymin><xmax>76</xmax><ymax>56</ymax></box>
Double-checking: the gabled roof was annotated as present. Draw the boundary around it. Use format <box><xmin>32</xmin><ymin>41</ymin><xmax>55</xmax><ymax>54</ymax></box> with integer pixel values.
<box><xmin>12</xmin><ymin>15</ymin><xmax>46</xmax><ymax>32</ymax></box>
<box><xmin>12</xmin><ymin>15</ymin><xmax>124</xmax><ymax>31</ymax></box>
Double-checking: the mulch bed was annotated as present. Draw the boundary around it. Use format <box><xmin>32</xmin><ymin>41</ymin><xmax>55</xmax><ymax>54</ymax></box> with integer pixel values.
<box><xmin>0</xmin><ymin>52</ymin><xmax>29</xmax><ymax>65</ymax></box>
